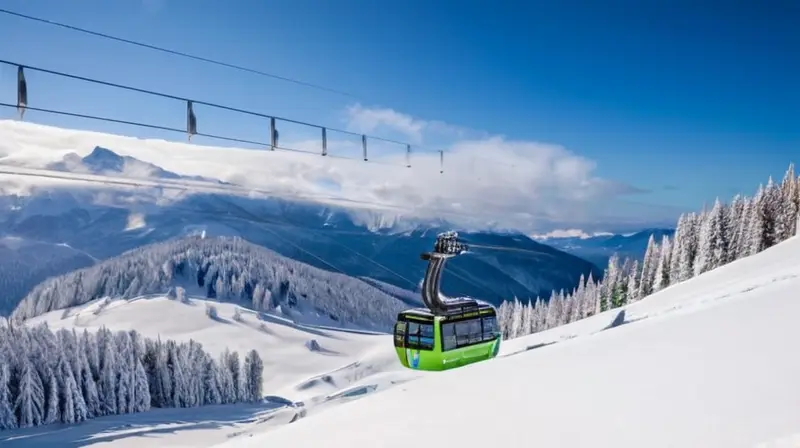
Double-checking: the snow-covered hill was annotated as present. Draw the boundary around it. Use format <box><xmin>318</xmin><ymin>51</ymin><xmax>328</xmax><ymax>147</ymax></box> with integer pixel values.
<box><xmin>11</xmin><ymin>236</ymin><xmax>411</xmax><ymax>331</ymax></box>
<box><xmin>0</xmin><ymin>120</ymin><xmax>601</xmax><ymax>313</ymax></box>
<box><xmin>1</xmin><ymin>295</ymin><xmax>419</xmax><ymax>447</ymax></box>
<box><xmin>26</xmin><ymin>297</ymin><xmax>408</xmax><ymax>404</ymax></box>
<box><xmin>3</xmin><ymin>210</ymin><xmax>798</xmax><ymax>447</ymax></box>
<box><xmin>214</xmin><ymin>235</ymin><xmax>800</xmax><ymax>448</ymax></box>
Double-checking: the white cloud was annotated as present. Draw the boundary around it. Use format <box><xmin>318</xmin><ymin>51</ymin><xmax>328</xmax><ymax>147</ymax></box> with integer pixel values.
<box><xmin>339</xmin><ymin>105</ymin><xmax>671</xmax><ymax>231</ymax></box>
<box><xmin>530</xmin><ymin>229</ymin><xmax>615</xmax><ymax>240</ymax></box>
<box><xmin>0</xmin><ymin>110</ymin><xmax>676</xmax><ymax>234</ymax></box>
<box><xmin>344</xmin><ymin>104</ymin><xmax>482</xmax><ymax>144</ymax></box>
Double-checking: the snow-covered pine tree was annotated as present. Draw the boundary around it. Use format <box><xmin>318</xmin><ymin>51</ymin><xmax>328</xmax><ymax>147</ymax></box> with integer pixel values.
<box><xmin>726</xmin><ymin>195</ymin><xmax>745</xmax><ymax>263</ymax></box>
<box><xmin>570</xmin><ymin>274</ymin><xmax>586</xmax><ymax>322</ymax></box>
<box><xmin>625</xmin><ymin>259</ymin><xmax>639</xmax><ymax>303</ymax></box>
<box><xmin>796</xmin><ymin>173</ymin><xmax>800</xmax><ymax>237</ymax></box>
<box><xmin>13</xmin><ymin>356</ymin><xmax>45</xmax><ymax>428</ymax></box>
<box><xmin>668</xmin><ymin>214</ymin><xmax>685</xmax><ymax>286</ymax></box>
<box><xmin>695</xmin><ymin>198</ymin><xmax>728</xmax><ymax>275</ymax></box>
<box><xmin>243</xmin><ymin>350</ymin><xmax>264</xmax><ymax>402</ymax></box>
<box><xmin>638</xmin><ymin>235</ymin><xmax>658</xmax><ymax>297</ymax></box>
<box><xmin>738</xmin><ymin>196</ymin><xmax>755</xmax><ymax>259</ymax></box>
<box><xmin>98</xmin><ymin>329</ymin><xmax>119</xmax><ymax>416</ymax></box>
<box><xmin>748</xmin><ymin>184</ymin><xmax>767</xmax><ymax>255</ymax></box>
<box><xmin>521</xmin><ymin>300</ymin><xmax>533</xmax><ymax>337</ymax></box>
<box><xmin>797</xmin><ymin>183</ymin><xmax>800</xmax><ymax>236</ymax></box>
<box><xmin>615</xmin><ymin>257</ymin><xmax>632</xmax><ymax>307</ymax></box>
<box><xmin>652</xmin><ymin>235</ymin><xmax>671</xmax><ymax>292</ymax></box>
<box><xmin>532</xmin><ymin>297</ymin><xmax>546</xmax><ymax>333</ymax></box>
<box><xmin>225</xmin><ymin>350</ymin><xmax>244</xmax><ymax>403</ymax></box>
<box><xmin>56</xmin><ymin>346</ymin><xmax>88</xmax><ymax>424</ymax></box>
<box><xmin>750</xmin><ymin>178</ymin><xmax>782</xmax><ymax>253</ymax></box>
<box><xmin>0</xmin><ymin>351</ymin><xmax>16</xmax><ymax>430</ymax></box>
<box><xmin>584</xmin><ymin>273</ymin><xmax>600</xmax><ymax>317</ymax></box>
<box><xmin>678</xmin><ymin>212</ymin><xmax>700</xmax><ymax>282</ymax></box>
<box><xmin>777</xmin><ymin>163</ymin><xmax>798</xmax><ymax>241</ymax></box>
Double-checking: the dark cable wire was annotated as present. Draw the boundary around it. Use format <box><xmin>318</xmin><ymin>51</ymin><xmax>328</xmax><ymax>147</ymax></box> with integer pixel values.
<box><xmin>0</xmin><ymin>8</ymin><xmax>358</xmax><ymax>99</ymax></box>
<box><xmin>0</xmin><ymin>60</ymin><xmax>408</xmax><ymax>146</ymax></box>
<box><xmin>0</xmin><ymin>102</ymin><xmax>411</xmax><ymax>168</ymax></box>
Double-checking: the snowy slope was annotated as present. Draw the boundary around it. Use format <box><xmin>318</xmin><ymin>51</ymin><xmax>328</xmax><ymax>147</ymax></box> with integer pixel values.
<box><xmin>216</xmin><ymin>236</ymin><xmax>800</xmax><ymax>448</ymax></box>
<box><xmin>1</xmin><ymin>295</ymin><xmax>422</xmax><ymax>447</ymax></box>
<box><xmin>26</xmin><ymin>296</ymin><xmax>412</xmax><ymax>403</ymax></box>
<box><xmin>4</xmin><ymin>237</ymin><xmax>798</xmax><ymax>447</ymax></box>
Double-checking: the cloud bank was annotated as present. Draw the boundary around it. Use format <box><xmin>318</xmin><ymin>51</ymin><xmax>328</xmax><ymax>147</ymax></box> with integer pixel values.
<box><xmin>0</xmin><ymin>105</ymin><xmax>678</xmax><ymax>233</ymax></box>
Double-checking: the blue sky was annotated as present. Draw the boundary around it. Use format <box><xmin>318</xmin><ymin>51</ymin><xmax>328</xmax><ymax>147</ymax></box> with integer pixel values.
<box><xmin>0</xmin><ymin>0</ymin><xmax>798</xmax><ymax>233</ymax></box>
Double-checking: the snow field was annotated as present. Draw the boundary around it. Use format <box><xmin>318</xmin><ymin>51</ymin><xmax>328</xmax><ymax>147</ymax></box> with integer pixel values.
<box><xmin>215</xmin><ymin>236</ymin><xmax>800</xmax><ymax>448</ymax></box>
<box><xmin>27</xmin><ymin>296</ymin><xmax>409</xmax><ymax>404</ymax></box>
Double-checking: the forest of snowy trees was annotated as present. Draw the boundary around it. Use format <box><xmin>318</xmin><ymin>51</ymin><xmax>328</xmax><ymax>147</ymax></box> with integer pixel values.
<box><xmin>0</xmin><ymin>322</ymin><xmax>263</xmax><ymax>431</ymax></box>
<box><xmin>498</xmin><ymin>163</ymin><xmax>800</xmax><ymax>339</ymax></box>
<box><xmin>11</xmin><ymin>237</ymin><xmax>408</xmax><ymax>330</ymax></box>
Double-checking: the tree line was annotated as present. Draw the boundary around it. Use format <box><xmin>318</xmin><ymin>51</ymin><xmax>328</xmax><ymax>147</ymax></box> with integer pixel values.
<box><xmin>11</xmin><ymin>237</ymin><xmax>407</xmax><ymax>330</ymax></box>
<box><xmin>0</xmin><ymin>322</ymin><xmax>263</xmax><ymax>431</ymax></box>
<box><xmin>498</xmin><ymin>163</ymin><xmax>799</xmax><ymax>339</ymax></box>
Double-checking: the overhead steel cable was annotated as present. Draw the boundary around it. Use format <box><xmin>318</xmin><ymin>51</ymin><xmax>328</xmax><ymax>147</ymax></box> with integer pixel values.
<box><xmin>0</xmin><ymin>101</ymin><xmax>410</xmax><ymax>169</ymax></box>
<box><xmin>0</xmin><ymin>8</ymin><xmax>358</xmax><ymax>99</ymax></box>
<box><xmin>0</xmin><ymin>59</ymin><xmax>408</xmax><ymax>146</ymax></box>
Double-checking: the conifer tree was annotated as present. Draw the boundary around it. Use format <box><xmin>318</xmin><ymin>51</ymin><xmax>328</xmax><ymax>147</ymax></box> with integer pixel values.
<box><xmin>777</xmin><ymin>163</ymin><xmax>798</xmax><ymax>240</ymax></box>
<box><xmin>638</xmin><ymin>235</ymin><xmax>658</xmax><ymax>297</ymax></box>
<box><xmin>668</xmin><ymin>215</ymin><xmax>685</xmax><ymax>286</ymax></box>
<box><xmin>652</xmin><ymin>235</ymin><xmax>671</xmax><ymax>292</ymax></box>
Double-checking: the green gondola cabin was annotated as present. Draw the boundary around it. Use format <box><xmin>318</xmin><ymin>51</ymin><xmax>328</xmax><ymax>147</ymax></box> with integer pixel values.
<box><xmin>393</xmin><ymin>231</ymin><xmax>502</xmax><ymax>371</ymax></box>
<box><xmin>393</xmin><ymin>303</ymin><xmax>501</xmax><ymax>371</ymax></box>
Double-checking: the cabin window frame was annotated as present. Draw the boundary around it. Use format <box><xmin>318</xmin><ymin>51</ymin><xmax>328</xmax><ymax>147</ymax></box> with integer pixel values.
<box><xmin>395</xmin><ymin>314</ymin><xmax>435</xmax><ymax>351</ymax></box>
<box><xmin>440</xmin><ymin>311</ymin><xmax>500</xmax><ymax>352</ymax></box>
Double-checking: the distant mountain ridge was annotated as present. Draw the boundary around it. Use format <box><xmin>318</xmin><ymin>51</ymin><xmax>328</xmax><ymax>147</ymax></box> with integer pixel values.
<box><xmin>47</xmin><ymin>146</ymin><xmax>230</xmax><ymax>185</ymax></box>
<box><xmin>533</xmin><ymin>228</ymin><xmax>676</xmax><ymax>267</ymax></box>
<box><xmin>0</xmin><ymin>237</ymin><xmax>96</xmax><ymax>314</ymax></box>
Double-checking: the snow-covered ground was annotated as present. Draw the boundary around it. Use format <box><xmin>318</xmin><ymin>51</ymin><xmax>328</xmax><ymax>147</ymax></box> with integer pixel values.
<box><xmin>7</xmin><ymin>238</ymin><xmax>799</xmax><ymax>447</ymax></box>
<box><xmin>213</xmin><ymin>236</ymin><xmax>800</xmax><ymax>448</ymax></box>
<box><xmin>1</xmin><ymin>296</ymin><xmax>424</xmax><ymax>447</ymax></box>
<box><xmin>26</xmin><ymin>296</ymin><xmax>413</xmax><ymax>404</ymax></box>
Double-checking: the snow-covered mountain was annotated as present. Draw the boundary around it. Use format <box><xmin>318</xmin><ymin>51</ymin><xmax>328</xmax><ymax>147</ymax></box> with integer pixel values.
<box><xmin>46</xmin><ymin>145</ymin><xmax>231</xmax><ymax>185</ymax></box>
<box><xmin>0</xmin><ymin>137</ymin><xmax>601</xmax><ymax>315</ymax></box>
<box><xmin>533</xmin><ymin>227</ymin><xmax>676</xmax><ymax>267</ymax></box>
<box><xmin>11</xmin><ymin>236</ymin><xmax>411</xmax><ymax>331</ymax></box>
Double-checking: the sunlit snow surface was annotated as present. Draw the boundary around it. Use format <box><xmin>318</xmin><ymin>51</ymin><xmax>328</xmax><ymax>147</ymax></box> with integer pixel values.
<box><xmin>5</xmin><ymin>234</ymin><xmax>800</xmax><ymax>447</ymax></box>
<box><xmin>217</xmin><ymin>236</ymin><xmax>800</xmax><ymax>448</ymax></box>
<box><xmin>3</xmin><ymin>298</ymin><xmax>421</xmax><ymax>447</ymax></box>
